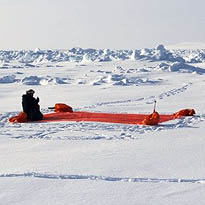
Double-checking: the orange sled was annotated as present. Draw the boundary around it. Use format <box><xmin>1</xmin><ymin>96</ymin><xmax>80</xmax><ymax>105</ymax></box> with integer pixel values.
<box><xmin>9</xmin><ymin>103</ymin><xmax>196</xmax><ymax>126</ymax></box>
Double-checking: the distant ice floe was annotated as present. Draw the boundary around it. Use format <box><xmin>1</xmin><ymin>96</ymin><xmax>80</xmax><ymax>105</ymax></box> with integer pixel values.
<box><xmin>156</xmin><ymin>62</ymin><xmax>205</xmax><ymax>74</ymax></box>
<box><xmin>88</xmin><ymin>74</ymin><xmax>162</xmax><ymax>87</ymax></box>
<box><xmin>0</xmin><ymin>73</ymin><xmax>161</xmax><ymax>86</ymax></box>
<box><xmin>21</xmin><ymin>76</ymin><xmax>70</xmax><ymax>85</ymax></box>
<box><xmin>0</xmin><ymin>44</ymin><xmax>205</xmax><ymax>64</ymax></box>
<box><xmin>138</xmin><ymin>45</ymin><xmax>185</xmax><ymax>63</ymax></box>
<box><xmin>0</xmin><ymin>75</ymin><xmax>17</xmax><ymax>83</ymax></box>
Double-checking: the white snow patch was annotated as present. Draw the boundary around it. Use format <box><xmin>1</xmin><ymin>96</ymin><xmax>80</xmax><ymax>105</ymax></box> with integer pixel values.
<box><xmin>1</xmin><ymin>45</ymin><xmax>205</xmax><ymax>205</ymax></box>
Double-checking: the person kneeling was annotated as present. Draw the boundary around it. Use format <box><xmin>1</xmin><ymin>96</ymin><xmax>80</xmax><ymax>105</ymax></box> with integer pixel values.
<box><xmin>22</xmin><ymin>89</ymin><xmax>43</xmax><ymax>121</ymax></box>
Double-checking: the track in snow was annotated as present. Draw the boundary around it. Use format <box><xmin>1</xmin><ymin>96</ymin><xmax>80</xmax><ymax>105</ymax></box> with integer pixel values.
<box><xmin>81</xmin><ymin>83</ymin><xmax>192</xmax><ymax>110</ymax></box>
<box><xmin>0</xmin><ymin>172</ymin><xmax>205</xmax><ymax>184</ymax></box>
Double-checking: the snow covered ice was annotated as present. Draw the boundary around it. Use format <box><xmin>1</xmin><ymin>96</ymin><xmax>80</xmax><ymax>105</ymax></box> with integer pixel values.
<box><xmin>1</xmin><ymin>44</ymin><xmax>205</xmax><ymax>204</ymax></box>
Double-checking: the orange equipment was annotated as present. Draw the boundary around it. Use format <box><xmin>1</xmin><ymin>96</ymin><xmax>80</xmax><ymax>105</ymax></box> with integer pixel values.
<box><xmin>142</xmin><ymin>100</ymin><xmax>160</xmax><ymax>125</ymax></box>
<box><xmin>54</xmin><ymin>103</ymin><xmax>73</xmax><ymax>113</ymax></box>
<box><xmin>173</xmin><ymin>109</ymin><xmax>196</xmax><ymax>118</ymax></box>
<box><xmin>9</xmin><ymin>112</ymin><xmax>27</xmax><ymax>123</ymax></box>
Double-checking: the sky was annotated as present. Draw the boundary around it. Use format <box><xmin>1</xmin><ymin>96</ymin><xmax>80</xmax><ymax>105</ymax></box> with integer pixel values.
<box><xmin>0</xmin><ymin>0</ymin><xmax>205</xmax><ymax>50</ymax></box>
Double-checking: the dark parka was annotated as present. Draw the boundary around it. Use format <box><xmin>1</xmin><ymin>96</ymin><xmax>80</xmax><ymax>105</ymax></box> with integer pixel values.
<box><xmin>22</xmin><ymin>93</ymin><xmax>43</xmax><ymax>121</ymax></box>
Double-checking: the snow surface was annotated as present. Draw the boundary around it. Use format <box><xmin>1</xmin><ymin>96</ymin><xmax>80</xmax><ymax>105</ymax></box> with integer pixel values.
<box><xmin>1</xmin><ymin>44</ymin><xmax>205</xmax><ymax>204</ymax></box>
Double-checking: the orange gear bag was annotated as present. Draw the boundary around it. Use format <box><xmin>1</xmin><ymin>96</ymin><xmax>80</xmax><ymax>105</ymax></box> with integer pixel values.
<box><xmin>142</xmin><ymin>111</ymin><xmax>160</xmax><ymax>126</ymax></box>
<box><xmin>54</xmin><ymin>103</ymin><xmax>73</xmax><ymax>113</ymax></box>
<box><xmin>173</xmin><ymin>109</ymin><xmax>195</xmax><ymax>118</ymax></box>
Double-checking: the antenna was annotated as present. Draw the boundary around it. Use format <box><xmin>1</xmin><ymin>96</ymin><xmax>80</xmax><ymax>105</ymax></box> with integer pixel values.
<box><xmin>153</xmin><ymin>100</ymin><xmax>157</xmax><ymax>112</ymax></box>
